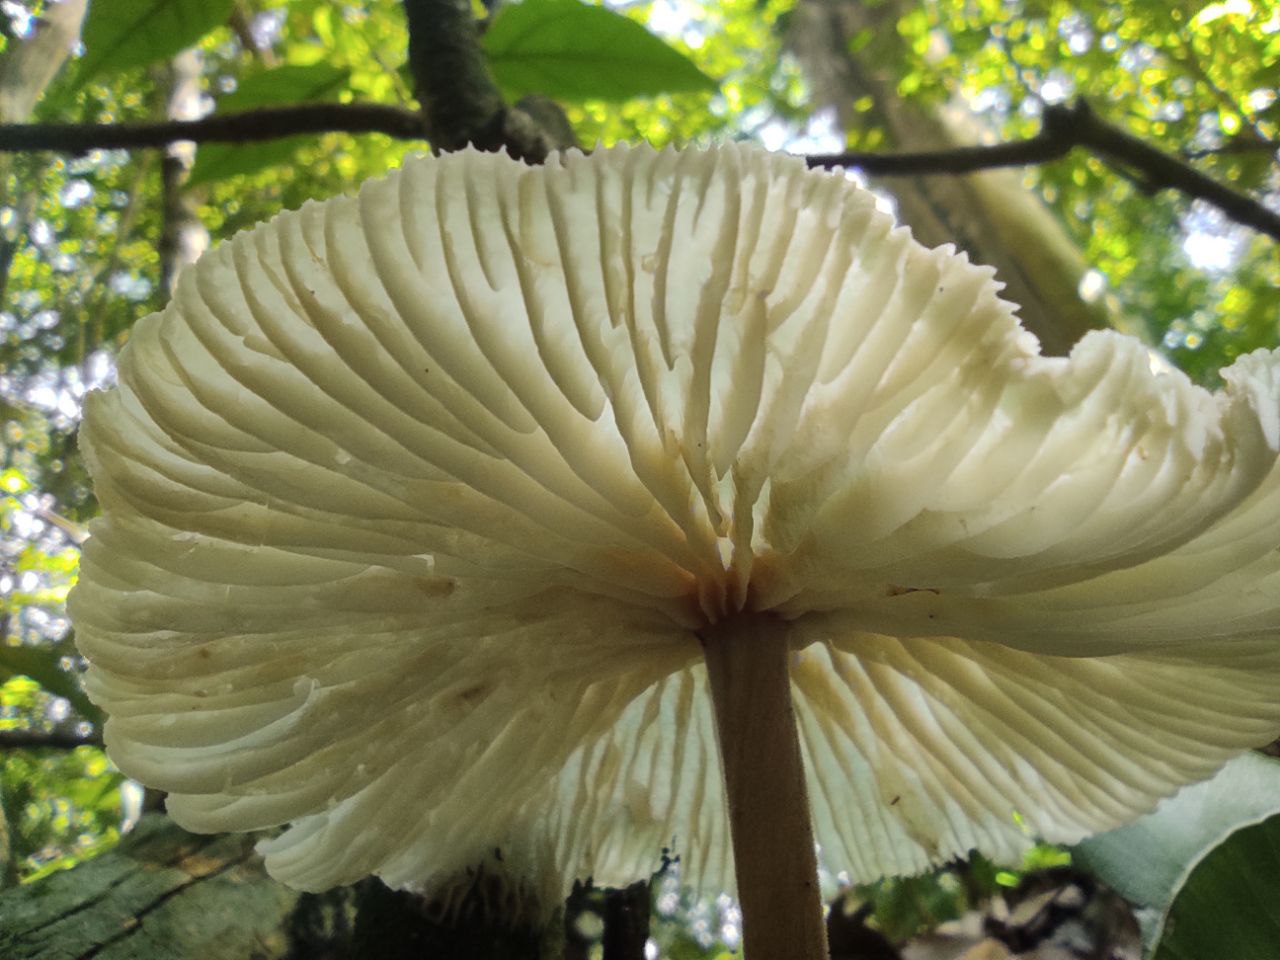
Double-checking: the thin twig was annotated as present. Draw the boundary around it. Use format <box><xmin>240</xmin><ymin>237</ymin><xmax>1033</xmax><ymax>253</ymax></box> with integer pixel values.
<box><xmin>806</xmin><ymin>129</ymin><xmax>1071</xmax><ymax>175</ymax></box>
<box><xmin>3</xmin><ymin>99</ymin><xmax>1275</xmax><ymax>242</ymax></box>
<box><xmin>808</xmin><ymin>100</ymin><xmax>1280</xmax><ymax>243</ymax></box>
<box><xmin>228</xmin><ymin>1</ymin><xmax>279</xmax><ymax>67</ymax></box>
<box><xmin>0</xmin><ymin>728</ymin><xmax>102</xmax><ymax>750</ymax></box>
<box><xmin>0</xmin><ymin>103</ymin><xmax>427</xmax><ymax>153</ymax></box>
<box><xmin>1063</xmin><ymin>100</ymin><xmax>1280</xmax><ymax>241</ymax></box>
<box><xmin>1184</xmin><ymin>138</ymin><xmax>1279</xmax><ymax>160</ymax></box>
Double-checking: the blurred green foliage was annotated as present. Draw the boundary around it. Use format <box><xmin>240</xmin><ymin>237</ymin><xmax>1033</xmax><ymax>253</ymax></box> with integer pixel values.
<box><xmin>884</xmin><ymin>0</ymin><xmax>1280</xmax><ymax>381</ymax></box>
<box><xmin>186</xmin><ymin>62</ymin><xmax>353</xmax><ymax>185</ymax></box>
<box><xmin>0</xmin><ymin>719</ymin><xmax>120</xmax><ymax>886</ymax></box>
<box><xmin>0</xmin><ymin>0</ymin><xmax>1276</xmax><ymax>953</ymax></box>
<box><xmin>2</xmin><ymin>459</ymin><xmax>113</xmax><ymax>884</ymax></box>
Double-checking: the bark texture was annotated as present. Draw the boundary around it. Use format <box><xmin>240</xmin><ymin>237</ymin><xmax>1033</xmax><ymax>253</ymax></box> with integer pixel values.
<box><xmin>159</xmin><ymin>49</ymin><xmax>210</xmax><ymax>298</ymax></box>
<box><xmin>0</xmin><ymin>815</ymin><xmax>549</xmax><ymax>959</ymax></box>
<box><xmin>0</xmin><ymin>816</ymin><xmax>302</xmax><ymax>959</ymax></box>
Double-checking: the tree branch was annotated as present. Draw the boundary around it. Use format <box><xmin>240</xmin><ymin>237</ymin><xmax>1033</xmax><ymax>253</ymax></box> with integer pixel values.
<box><xmin>3</xmin><ymin>99</ymin><xmax>1273</xmax><ymax>243</ymax></box>
<box><xmin>1185</xmin><ymin>139</ymin><xmax>1279</xmax><ymax>160</ymax></box>
<box><xmin>0</xmin><ymin>103</ymin><xmax>427</xmax><ymax>153</ymax></box>
<box><xmin>0</xmin><ymin>728</ymin><xmax>102</xmax><ymax>750</ymax></box>
<box><xmin>1062</xmin><ymin>101</ymin><xmax>1280</xmax><ymax>240</ymax></box>
<box><xmin>808</xmin><ymin>99</ymin><xmax>1280</xmax><ymax>243</ymax></box>
<box><xmin>401</xmin><ymin>0</ymin><xmax>575</xmax><ymax>160</ymax></box>
<box><xmin>402</xmin><ymin>0</ymin><xmax>505</xmax><ymax>152</ymax></box>
<box><xmin>807</xmin><ymin>130</ymin><xmax>1071</xmax><ymax>175</ymax></box>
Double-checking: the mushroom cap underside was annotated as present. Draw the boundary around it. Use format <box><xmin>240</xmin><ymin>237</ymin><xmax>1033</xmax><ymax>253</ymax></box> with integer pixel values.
<box><xmin>71</xmin><ymin>143</ymin><xmax>1280</xmax><ymax>901</ymax></box>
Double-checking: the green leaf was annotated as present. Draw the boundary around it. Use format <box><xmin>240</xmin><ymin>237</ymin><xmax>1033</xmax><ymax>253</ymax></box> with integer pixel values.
<box><xmin>1075</xmin><ymin>753</ymin><xmax>1280</xmax><ymax>950</ymax></box>
<box><xmin>75</xmin><ymin>0</ymin><xmax>235</xmax><ymax>88</ymax></box>
<box><xmin>1153</xmin><ymin>813</ymin><xmax>1280</xmax><ymax>960</ymax></box>
<box><xmin>0</xmin><ymin>644</ymin><xmax>98</xmax><ymax>724</ymax></box>
<box><xmin>482</xmin><ymin>0</ymin><xmax>718</xmax><ymax>102</ymax></box>
<box><xmin>187</xmin><ymin>65</ymin><xmax>352</xmax><ymax>187</ymax></box>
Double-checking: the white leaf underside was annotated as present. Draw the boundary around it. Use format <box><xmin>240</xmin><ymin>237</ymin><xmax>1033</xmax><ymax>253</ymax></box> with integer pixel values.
<box><xmin>72</xmin><ymin>144</ymin><xmax>1280</xmax><ymax>902</ymax></box>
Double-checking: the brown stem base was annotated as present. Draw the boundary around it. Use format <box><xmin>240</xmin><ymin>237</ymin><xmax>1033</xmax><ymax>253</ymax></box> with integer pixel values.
<box><xmin>700</xmin><ymin>613</ymin><xmax>829</xmax><ymax>960</ymax></box>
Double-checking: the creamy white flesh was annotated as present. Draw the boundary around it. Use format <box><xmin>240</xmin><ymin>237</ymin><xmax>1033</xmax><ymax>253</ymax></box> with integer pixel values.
<box><xmin>73</xmin><ymin>146</ymin><xmax>1280</xmax><ymax>913</ymax></box>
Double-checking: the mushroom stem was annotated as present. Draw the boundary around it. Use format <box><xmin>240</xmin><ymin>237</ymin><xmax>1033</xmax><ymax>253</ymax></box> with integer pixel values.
<box><xmin>700</xmin><ymin>613</ymin><xmax>829</xmax><ymax>960</ymax></box>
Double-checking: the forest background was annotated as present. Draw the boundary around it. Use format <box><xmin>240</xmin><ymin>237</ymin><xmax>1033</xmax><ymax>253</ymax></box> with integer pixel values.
<box><xmin>0</xmin><ymin>0</ymin><xmax>1279</xmax><ymax>957</ymax></box>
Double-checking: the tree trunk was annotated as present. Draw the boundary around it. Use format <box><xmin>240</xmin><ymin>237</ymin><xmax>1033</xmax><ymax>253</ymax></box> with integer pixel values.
<box><xmin>787</xmin><ymin>0</ymin><xmax>1134</xmax><ymax>355</ymax></box>
<box><xmin>159</xmin><ymin>49</ymin><xmax>210</xmax><ymax>297</ymax></box>
<box><xmin>0</xmin><ymin>0</ymin><xmax>88</xmax><ymax>123</ymax></box>
<box><xmin>0</xmin><ymin>0</ymin><xmax>88</xmax><ymax>302</ymax></box>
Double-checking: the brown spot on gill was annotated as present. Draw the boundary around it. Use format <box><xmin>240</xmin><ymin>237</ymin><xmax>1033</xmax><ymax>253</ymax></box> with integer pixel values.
<box><xmin>413</xmin><ymin>576</ymin><xmax>456</xmax><ymax>597</ymax></box>
<box><xmin>456</xmin><ymin>683</ymin><xmax>491</xmax><ymax>707</ymax></box>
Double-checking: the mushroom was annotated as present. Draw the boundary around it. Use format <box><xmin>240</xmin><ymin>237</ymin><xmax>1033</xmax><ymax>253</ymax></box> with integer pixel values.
<box><xmin>70</xmin><ymin>144</ymin><xmax>1280</xmax><ymax>959</ymax></box>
